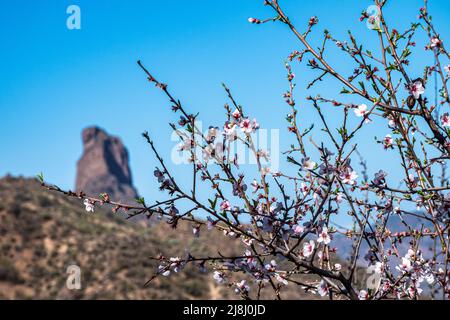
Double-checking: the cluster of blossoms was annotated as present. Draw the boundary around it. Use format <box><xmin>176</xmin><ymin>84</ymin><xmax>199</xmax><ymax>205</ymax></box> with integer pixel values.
<box><xmin>209</xmin><ymin>252</ymin><xmax>282</xmax><ymax>291</ymax></box>
<box><xmin>393</xmin><ymin>249</ymin><xmax>435</xmax><ymax>299</ymax></box>
<box><xmin>153</xmin><ymin>168</ymin><xmax>175</xmax><ymax>192</ymax></box>
<box><xmin>224</xmin><ymin>108</ymin><xmax>260</xmax><ymax>137</ymax></box>
<box><xmin>158</xmin><ymin>256</ymin><xmax>185</xmax><ymax>277</ymax></box>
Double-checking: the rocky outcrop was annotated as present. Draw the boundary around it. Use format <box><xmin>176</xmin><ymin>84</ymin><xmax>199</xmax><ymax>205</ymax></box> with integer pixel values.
<box><xmin>75</xmin><ymin>126</ymin><xmax>138</xmax><ymax>203</ymax></box>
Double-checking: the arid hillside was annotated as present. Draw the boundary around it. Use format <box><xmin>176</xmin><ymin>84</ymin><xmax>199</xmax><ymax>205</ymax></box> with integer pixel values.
<box><xmin>0</xmin><ymin>176</ymin><xmax>336</xmax><ymax>299</ymax></box>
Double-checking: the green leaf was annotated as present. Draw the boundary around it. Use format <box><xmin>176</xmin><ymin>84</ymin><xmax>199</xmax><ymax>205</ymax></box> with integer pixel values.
<box><xmin>286</xmin><ymin>156</ymin><xmax>301</xmax><ymax>166</ymax></box>
<box><xmin>208</xmin><ymin>197</ymin><xmax>218</xmax><ymax>210</ymax></box>
<box><xmin>135</xmin><ymin>197</ymin><xmax>146</xmax><ymax>205</ymax></box>
<box><xmin>36</xmin><ymin>172</ymin><xmax>44</xmax><ymax>184</ymax></box>
<box><xmin>386</xmin><ymin>63</ymin><xmax>398</xmax><ymax>71</ymax></box>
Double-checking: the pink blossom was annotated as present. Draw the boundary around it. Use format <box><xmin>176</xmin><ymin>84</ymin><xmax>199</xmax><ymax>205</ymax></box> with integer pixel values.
<box><xmin>358</xmin><ymin>290</ymin><xmax>369</xmax><ymax>300</ymax></box>
<box><xmin>213</xmin><ymin>271</ymin><xmax>226</xmax><ymax>284</ymax></box>
<box><xmin>299</xmin><ymin>182</ymin><xmax>309</xmax><ymax>196</ymax></box>
<box><xmin>206</xmin><ymin>127</ymin><xmax>219</xmax><ymax>141</ymax></box>
<box><xmin>407</xmin><ymin>285</ymin><xmax>423</xmax><ymax>299</ymax></box>
<box><xmin>232</xmin><ymin>108</ymin><xmax>241</xmax><ymax>119</ymax></box>
<box><xmin>441</xmin><ymin>113</ymin><xmax>450</xmax><ymax>127</ymax></box>
<box><xmin>317</xmin><ymin>227</ymin><xmax>331</xmax><ymax>245</ymax></box>
<box><xmin>341</xmin><ymin>170</ymin><xmax>358</xmax><ymax>185</ymax></box>
<box><xmin>302</xmin><ymin>158</ymin><xmax>316</xmax><ymax>170</ymax></box>
<box><xmin>265</xmin><ymin>260</ymin><xmax>277</xmax><ymax>272</ymax></box>
<box><xmin>275</xmin><ymin>273</ymin><xmax>288</xmax><ymax>286</ymax></box>
<box><xmin>317</xmin><ymin>280</ymin><xmax>329</xmax><ymax>297</ymax></box>
<box><xmin>302</xmin><ymin>240</ymin><xmax>315</xmax><ymax>257</ymax></box>
<box><xmin>396</xmin><ymin>257</ymin><xmax>412</xmax><ymax>273</ymax></box>
<box><xmin>235</xmin><ymin>280</ymin><xmax>250</xmax><ymax>294</ymax></box>
<box><xmin>409</xmin><ymin>80</ymin><xmax>425</xmax><ymax>99</ymax></box>
<box><xmin>220</xmin><ymin>200</ymin><xmax>231</xmax><ymax>211</ymax></box>
<box><xmin>224</xmin><ymin>122</ymin><xmax>237</xmax><ymax>139</ymax></box>
<box><xmin>244</xmin><ymin>250</ymin><xmax>255</xmax><ymax>265</ymax></box>
<box><xmin>293</xmin><ymin>224</ymin><xmax>304</xmax><ymax>235</ymax></box>
<box><xmin>383</xmin><ymin>134</ymin><xmax>393</xmax><ymax>149</ymax></box>
<box><xmin>242</xmin><ymin>237</ymin><xmax>254</xmax><ymax>246</ymax></box>
<box><xmin>430</xmin><ymin>37</ymin><xmax>442</xmax><ymax>48</ymax></box>
<box><xmin>223</xmin><ymin>229</ymin><xmax>237</xmax><ymax>237</ymax></box>
<box><xmin>248</xmin><ymin>17</ymin><xmax>261</xmax><ymax>24</ymax></box>
<box><xmin>240</xmin><ymin>118</ymin><xmax>253</xmax><ymax>133</ymax></box>
<box><xmin>308</xmin><ymin>16</ymin><xmax>318</xmax><ymax>26</ymax></box>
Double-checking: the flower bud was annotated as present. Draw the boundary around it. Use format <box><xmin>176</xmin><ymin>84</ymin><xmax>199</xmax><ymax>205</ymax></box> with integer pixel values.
<box><xmin>248</xmin><ymin>17</ymin><xmax>261</xmax><ymax>24</ymax></box>
<box><xmin>407</xmin><ymin>95</ymin><xmax>416</xmax><ymax>109</ymax></box>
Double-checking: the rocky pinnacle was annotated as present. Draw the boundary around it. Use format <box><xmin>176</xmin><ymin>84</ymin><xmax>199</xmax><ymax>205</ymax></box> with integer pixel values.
<box><xmin>75</xmin><ymin>126</ymin><xmax>139</xmax><ymax>204</ymax></box>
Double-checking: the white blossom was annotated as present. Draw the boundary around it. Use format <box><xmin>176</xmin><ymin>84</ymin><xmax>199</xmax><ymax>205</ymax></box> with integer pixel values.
<box><xmin>430</xmin><ymin>37</ymin><xmax>442</xmax><ymax>48</ymax></box>
<box><xmin>293</xmin><ymin>224</ymin><xmax>304</xmax><ymax>235</ymax></box>
<box><xmin>83</xmin><ymin>199</ymin><xmax>95</xmax><ymax>213</ymax></box>
<box><xmin>303</xmin><ymin>240</ymin><xmax>315</xmax><ymax>257</ymax></box>
<box><xmin>341</xmin><ymin>170</ymin><xmax>358</xmax><ymax>185</ymax></box>
<box><xmin>213</xmin><ymin>271</ymin><xmax>226</xmax><ymax>284</ymax></box>
<box><xmin>409</xmin><ymin>81</ymin><xmax>425</xmax><ymax>99</ymax></box>
<box><xmin>317</xmin><ymin>280</ymin><xmax>329</xmax><ymax>297</ymax></box>
<box><xmin>358</xmin><ymin>290</ymin><xmax>369</xmax><ymax>300</ymax></box>
<box><xmin>441</xmin><ymin>113</ymin><xmax>450</xmax><ymax>127</ymax></box>
<box><xmin>235</xmin><ymin>280</ymin><xmax>250</xmax><ymax>294</ymax></box>
<box><xmin>383</xmin><ymin>134</ymin><xmax>393</xmax><ymax>149</ymax></box>
<box><xmin>445</xmin><ymin>64</ymin><xmax>450</xmax><ymax>76</ymax></box>
<box><xmin>317</xmin><ymin>227</ymin><xmax>331</xmax><ymax>245</ymax></box>
<box><xmin>275</xmin><ymin>273</ymin><xmax>288</xmax><ymax>286</ymax></box>
<box><xmin>354</xmin><ymin>104</ymin><xmax>368</xmax><ymax>117</ymax></box>
<box><xmin>232</xmin><ymin>108</ymin><xmax>241</xmax><ymax>119</ymax></box>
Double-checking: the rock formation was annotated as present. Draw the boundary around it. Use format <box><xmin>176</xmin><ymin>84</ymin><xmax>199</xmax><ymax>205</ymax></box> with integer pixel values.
<box><xmin>75</xmin><ymin>126</ymin><xmax>139</xmax><ymax>203</ymax></box>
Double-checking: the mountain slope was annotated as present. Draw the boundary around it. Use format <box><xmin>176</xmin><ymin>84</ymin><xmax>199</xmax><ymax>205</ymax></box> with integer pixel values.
<box><xmin>1</xmin><ymin>176</ymin><xmax>327</xmax><ymax>299</ymax></box>
<box><xmin>0</xmin><ymin>176</ymin><xmax>235</xmax><ymax>299</ymax></box>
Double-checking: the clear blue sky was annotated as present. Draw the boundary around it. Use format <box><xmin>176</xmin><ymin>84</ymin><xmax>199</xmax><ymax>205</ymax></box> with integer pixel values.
<box><xmin>1</xmin><ymin>1</ymin><xmax>449</xmax><ymax>218</ymax></box>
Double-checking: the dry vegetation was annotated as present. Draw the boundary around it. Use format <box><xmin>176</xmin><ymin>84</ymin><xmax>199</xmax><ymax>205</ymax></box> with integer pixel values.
<box><xmin>0</xmin><ymin>176</ymin><xmax>366</xmax><ymax>299</ymax></box>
